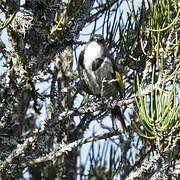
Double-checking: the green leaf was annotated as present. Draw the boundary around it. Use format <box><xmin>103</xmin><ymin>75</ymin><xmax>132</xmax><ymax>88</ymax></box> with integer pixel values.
<box><xmin>0</xmin><ymin>12</ymin><xmax>16</xmax><ymax>32</ymax></box>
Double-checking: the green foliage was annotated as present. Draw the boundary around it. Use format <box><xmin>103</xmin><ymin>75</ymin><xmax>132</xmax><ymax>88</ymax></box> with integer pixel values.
<box><xmin>134</xmin><ymin>75</ymin><xmax>179</xmax><ymax>139</ymax></box>
<box><xmin>133</xmin><ymin>0</ymin><xmax>180</xmax><ymax>143</ymax></box>
<box><xmin>0</xmin><ymin>12</ymin><xmax>16</xmax><ymax>32</ymax></box>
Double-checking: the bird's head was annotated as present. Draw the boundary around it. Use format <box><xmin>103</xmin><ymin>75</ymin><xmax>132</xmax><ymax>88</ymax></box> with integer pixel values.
<box><xmin>89</xmin><ymin>34</ymin><xmax>105</xmax><ymax>44</ymax></box>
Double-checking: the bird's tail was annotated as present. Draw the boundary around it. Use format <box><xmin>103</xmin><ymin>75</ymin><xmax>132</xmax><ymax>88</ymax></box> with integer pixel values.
<box><xmin>111</xmin><ymin>107</ymin><xmax>126</xmax><ymax>132</ymax></box>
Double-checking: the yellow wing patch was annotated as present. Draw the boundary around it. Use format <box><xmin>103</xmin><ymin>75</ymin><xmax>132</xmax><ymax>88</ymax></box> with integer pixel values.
<box><xmin>115</xmin><ymin>71</ymin><xmax>124</xmax><ymax>89</ymax></box>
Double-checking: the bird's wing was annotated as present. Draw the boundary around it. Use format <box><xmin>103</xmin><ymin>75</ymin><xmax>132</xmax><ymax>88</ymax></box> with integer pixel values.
<box><xmin>78</xmin><ymin>50</ymin><xmax>85</xmax><ymax>69</ymax></box>
<box><xmin>107</xmin><ymin>53</ymin><xmax>124</xmax><ymax>97</ymax></box>
<box><xmin>78</xmin><ymin>49</ymin><xmax>93</xmax><ymax>94</ymax></box>
<box><xmin>92</xmin><ymin>58</ymin><xmax>104</xmax><ymax>71</ymax></box>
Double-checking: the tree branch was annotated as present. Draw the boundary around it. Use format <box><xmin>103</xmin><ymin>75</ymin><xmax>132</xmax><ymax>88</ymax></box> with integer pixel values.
<box><xmin>126</xmin><ymin>138</ymin><xmax>180</xmax><ymax>180</ymax></box>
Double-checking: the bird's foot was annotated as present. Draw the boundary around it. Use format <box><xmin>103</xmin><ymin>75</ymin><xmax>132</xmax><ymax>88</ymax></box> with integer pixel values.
<box><xmin>104</xmin><ymin>98</ymin><xmax>117</xmax><ymax>109</ymax></box>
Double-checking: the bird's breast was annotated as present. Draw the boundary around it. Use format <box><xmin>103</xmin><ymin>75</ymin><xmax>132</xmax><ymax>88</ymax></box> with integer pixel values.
<box><xmin>84</xmin><ymin>42</ymin><xmax>104</xmax><ymax>69</ymax></box>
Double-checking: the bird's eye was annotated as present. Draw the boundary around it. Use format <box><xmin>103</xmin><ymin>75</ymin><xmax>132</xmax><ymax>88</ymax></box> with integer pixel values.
<box><xmin>97</xmin><ymin>38</ymin><xmax>104</xmax><ymax>43</ymax></box>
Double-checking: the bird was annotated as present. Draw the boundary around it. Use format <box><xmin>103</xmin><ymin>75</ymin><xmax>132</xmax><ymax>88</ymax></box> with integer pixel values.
<box><xmin>78</xmin><ymin>34</ymin><xmax>126</xmax><ymax>132</ymax></box>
